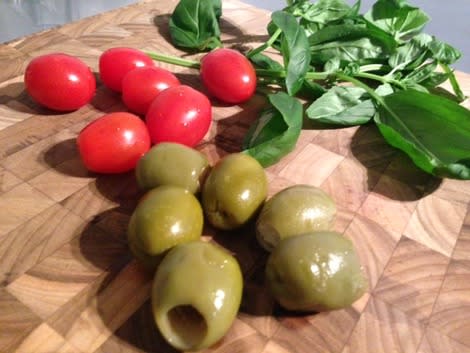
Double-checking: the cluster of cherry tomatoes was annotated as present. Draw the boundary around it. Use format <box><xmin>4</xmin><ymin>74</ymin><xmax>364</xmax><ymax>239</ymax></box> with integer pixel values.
<box><xmin>23</xmin><ymin>47</ymin><xmax>257</xmax><ymax>174</ymax></box>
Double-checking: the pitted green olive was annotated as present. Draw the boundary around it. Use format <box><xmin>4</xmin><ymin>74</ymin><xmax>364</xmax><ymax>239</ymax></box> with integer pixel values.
<box><xmin>152</xmin><ymin>241</ymin><xmax>243</xmax><ymax>351</ymax></box>
<box><xmin>265</xmin><ymin>231</ymin><xmax>367</xmax><ymax>312</ymax></box>
<box><xmin>127</xmin><ymin>185</ymin><xmax>203</xmax><ymax>268</ymax></box>
<box><xmin>256</xmin><ymin>184</ymin><xmax>336</xmax><ymax>251</ymax></box>
<box><xmin>201</xmin><ymin>153</ymin><xmax>268</xmax><ymax>230</ymax></box>
<box><xmin>135</xmin><ymin>142</ymin><xmax>210</xmax><ymax>194</ymax></box>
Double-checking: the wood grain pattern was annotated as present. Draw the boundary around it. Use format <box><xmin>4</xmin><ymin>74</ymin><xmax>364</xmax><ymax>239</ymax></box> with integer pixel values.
<box><xmin>1</xmin><ymin>0</ymin><xmax>470</xmax><ymax>352</ymax></box>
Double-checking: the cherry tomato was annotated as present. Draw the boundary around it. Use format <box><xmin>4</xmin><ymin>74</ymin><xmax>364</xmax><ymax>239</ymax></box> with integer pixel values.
<box><xmin>24</xmin><ymin>53</ymin><xmax>96</xmax><ymax>111</ymax></box>
<box><xmin>200</xmin><ymin>48</ymin><xmax>257</xmax><ymax>104</ymax></box>
<box><xmin>77</xmin><ymin>112</ymin><xmax>151</xmax><ymax>174</ymax></box>
<box><xmin>122</xmin><ymin>66</ymin><xmax>180</xmax><ymax>116</ymax></box>
<box><xmin>145</xmin><ymin>85</ymin><xmax>212</xmax><ymax>147</ymax></box>
<box><xmin>99</xmin><ymin>47</ymin><xmax>154</xmax><ymax>92</ymax></box>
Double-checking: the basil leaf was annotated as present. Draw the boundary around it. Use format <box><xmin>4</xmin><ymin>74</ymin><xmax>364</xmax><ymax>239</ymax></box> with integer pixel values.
<box><xmin>375</xmin><ymin>83</ymin><xmax>395</xmax><ymax>97</ymax></box>
<box><xmin>365</xmin><ymin>0</ymin><xmax>429</xmax><ymax>42</ymax></box>
<box><xmin>310</xmin><ymin>37</ymin><xmax>387</xmax><ymax>65</ymax></box>
<box><xmin>211</xmin><ymin>0</ymin><xmax>222</xmax><ymax>20</ymax></box>
<box><xmin>308</xmin><ymin>23</ymin><xmax>396</xmax><ymax>54</ymax></box>
<box><xmin>298</xmin><ymin>80</ymin><xmax>327</xmax><ymax>100</ymax></box>
<box><xmin>324</xmin><ymin>57</ymin><xmax>342</xmax><ymax>73</ymax></box>
<box><xmin>388</xmin><ymin>33</ymin><xmax>432</xmax><ymax>69</ymax></box>
<box><xmin>403</xmin><ymin>62</ymin><xmax>438</xmax><ymax>84</ymax></box>
<box><xmin>249</xmin><ymin>52</ymin><xmax>284</xmax><ymax>71</ymax></box>
<box><xmin>421</xmin><ymin>72</ymin><xmax>451</xmax><ymax>88</ymax></box>
<box><xmin>306</xmin><ymin>86</ymin><xmax>375</xmax><ymax>126</ymax></box>
<box><xmin>169</xmin><ymin>0</ymin><xmax>222</xmax><ymax>51</ymax></box>
<box><xmin>428</xmin><ymin>37</ymin><xmax>462</xmax><ymax>65</ymax></box>
<box><xmin>271</xmin><ymin>11</ymin><xmax>311</xmax><ymax>96</ymax></box>
<box><xmin>375</xmin><ymin>90</ymin><xmax>470</xmax><ymax>179</ymax></box>
<box><xmin>402</xmin><ymin>82</ymin><xmax>429</xmax><ymax>94</ymax></box>
<box><xmin>286</xmin><ymin>0</ymin><xmax>356</xmax><ymax>26</ymax></box>
<box><xmin>243</xmin><ymin>92</ymin><xmax>303</xmax><ymax>167</ymax></box>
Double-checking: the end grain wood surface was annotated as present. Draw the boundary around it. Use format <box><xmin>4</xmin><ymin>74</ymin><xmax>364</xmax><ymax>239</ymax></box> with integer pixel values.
<box><xmin>1</xmin><ymin>1</ymin><xmax>470</xmax><ymax>352</ymax></box>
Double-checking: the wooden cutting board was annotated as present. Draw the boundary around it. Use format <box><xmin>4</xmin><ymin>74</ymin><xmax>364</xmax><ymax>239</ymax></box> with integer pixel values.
<box><xmin>1</xmin><ymin>1</ymin><xmax>470</xmax><ymax>352</ymax></box>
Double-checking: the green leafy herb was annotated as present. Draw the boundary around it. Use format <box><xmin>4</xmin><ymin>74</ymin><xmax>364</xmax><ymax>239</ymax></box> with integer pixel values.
<box><xmin>364</xmin><ymin>0</ymin><xmax>429</xmax><ymax>42</ymax></box>
<box><xmin>388</xmin><ymin>33</ymin><xmax>432</xmax><ymax>69</ymax></box>
<box><xmin>285</xmin><ymin>0</ymin><xmax>358</xmax><ymax>27</ymax></box>
<box><xmin>306</xmin><ymin>86</ymin><xmax>376</xmax><ymax>126</ymax></box>
<box><xmin>375</xmin><ymin>90</ymin><xmax>470</xmax><ymax>179</ymax></box>
<box><xmin>248</xmin><ymin>52</ymin><xmax>284</xmax><ymax>71</ymax></box>
<box><xmin>428</xmin><ymin>37</ymin><xmax>462</xmax><ymax>65</ymax></box>
<box><xmin>169</xmin><ymin>0</ymin><xmax>222</xmax><ymax>51</ymax></box>
<box><xmin>271</xmin><ymin>11</ymin><xmax>311</xmax><ymax>96</ymax></box>
<box><xmin>149</xmin><ymin>0</ymin><xmax>470</xmax><ymax>179</ymax></box>
<box><xmin>243</xmin><ymin>92</ymin><xmax>303</xmax><ymax>167</ymax></box>
<box><xmin>308</xmin><ymin>23</ymin><xmax>396</xmax><ymax>53</ymax></box>
<box><xmin>308</xmin><ymin>20</ymin><xmax>397</xmax><ymax>66</ymax></box>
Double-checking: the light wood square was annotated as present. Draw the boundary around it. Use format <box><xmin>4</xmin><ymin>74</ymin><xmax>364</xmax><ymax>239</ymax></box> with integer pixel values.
<box><xmin>28</xmin><ymin>157</ymin><xmax>94</xmax><ymax>203</ymax></box>
<box><xmin>311</xmin><ymin>125</ymin><xmax>360</xmax><ymax>157</ymax></box>
<box><xmin>56</xmin><ymin>261</ymin><xmax>152</xmax><ymax>353</ymax></box>
<box><xmin>345</xmin><ymin>214</ymin><xmax>401</xmax><ymax>290</ymax></box>
<box><xmin>0</xmin><ymin>183</ymin><xmax>55</xmax><ymax>237</ymax></box>
<box><xmin>278</xmin><ymin>143</ymin><xmax>344</xmax><ymax>187</ymax></box>
<box><xmin>453</xmin><ymin>208</ymin><xmax>470</xmax><ymax>268</ymax></box>
<box><xmin>342</xmin><ymin>296</ymin><xmax>425</xmax><ymax>353</ymax></box>
<box><xmin>322</xmin><ymin>157</ymin><xmax>379</xmax><ymax>212</ymax></box>
<box><xmin>404</xmin><ymin>195</ymin><xmax>467</xmax><ymax>257</ymax></box>
<box><xmin>0</xmin><ymin>203</ymin><xmax>84</xmax><ymax>285</ymax></box>
<box><xmin>12</xmin><ymin>323</ymin><xmax>80</xmax><ymax>353</ymax></box>
<box><xmin>1</xmin><ymin>128</ymin><xmax>78</xmax><ymax>181</ymax></box>
<box><xmin>429</xmin><ymin>260</ymin><xmax>470</xmax><ymax>347</ymax></box>
<box><xmin>418</xmin><ymin>327</ymin><xmax>470</xmax><ymax>353</ymax></box>
<box><xmin>0</xmin><ymin>288</ymin><xmax>42</xmax><ymax>353</ymax></box>
<box><xmin>373</xmin><ymin>236</ymin><xmax>450</xmax><ymax>323</ymax></box>
<box><xmin>357</xmin><ymin>174</ymin><xmax>419</xmax><ymax>235</ymax></box>
<box><xmin>0</xmin><ymin>164</ymin><xmax>22</xmax><ymax>194</ymax></box>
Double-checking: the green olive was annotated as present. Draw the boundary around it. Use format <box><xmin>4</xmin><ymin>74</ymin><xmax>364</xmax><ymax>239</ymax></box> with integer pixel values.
<box><xmin>136</xmin><ymin>142</ymin><xmax>210</xmax><ymax>194</ymax></box>
<box><xmin>127</xmin><ymin>211</ymin><xmax>164</xmax><ymax>269</ymax></box>
<box><xmin>152</xmin><ymin>241</ymin><xmax>243</xmax><ymax>351</ymax></box>
<box><xmin>127</xmin><ymin>185</ymin><xmax>203</xmax><ymax>268</ymax></box>
<box><xmin>265</xmin><ymin>231</ymin><xmax>367</xmax><ymax>312</ymax></box>
<box><xmin>256</xmin><ymin>184</ymin><xmax>336</xmax><ymax>251</ymax></box>
<box><xmin>201</xmin><ymin>153</ymin><xmax>268</xmax><ymax>230</ymax></box>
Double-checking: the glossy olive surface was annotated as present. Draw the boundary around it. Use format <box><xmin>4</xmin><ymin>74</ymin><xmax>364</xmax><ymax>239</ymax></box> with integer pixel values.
<box><xmin>265</xmin><ymin>231</ymin><xmax>367</xmax><ymax>312</ymax></box>
<box><xmin>127</xmin><ymin>185</ymin><xmax>203</xmax><ymax>266</ymax></box>
<box><xmin>136</xmin><ymin>142</ymin><xmax>210</xmax><ymax>194</ymax></box>
<box><xmin>256</xmin><ymin>184</ymin><xmax>336</xmax><ymax>251</ymax></box>
<box><xmin>201</xmin><ymin>153</ymin><xmax>268</xmax><ymax>230</ymax></box>
<box><xmin>152</xmin><ymin>241</ymin><xmax>243</xmax><ymax>351</ymax></box>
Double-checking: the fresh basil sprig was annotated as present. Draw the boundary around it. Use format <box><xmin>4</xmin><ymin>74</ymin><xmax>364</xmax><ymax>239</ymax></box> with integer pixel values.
<box><xmin>305</xmin><ymin>86</ymin><xmax>376</xmax><ymax>126</ymax></box>
<box><xmin>270</xmin><ymin>11</ymin><xmax>311</xmax><ymax>96</ymax></box>
<box><xmin>169</xmin><ymin>0</ymin><xmax>222</xmax><ymax>51</ymax></box>
<box><xmin>243</xmin><ymin>92</ymin><xmax>303</xmax><ymax>167</ymax></box>
<box><xmin>375</xmin><ymin>90</ymin><xmax>470</xmax><ymax>179</ymax></box>
<box><xmin>158</xmin><ymin>0</ymin><xmax>470</xmax><ymax>180</ymax></box>
<box><xmin>364</xmin><ymin>0</ymin><xmax>430</xmax><ymax>42</ymax></box>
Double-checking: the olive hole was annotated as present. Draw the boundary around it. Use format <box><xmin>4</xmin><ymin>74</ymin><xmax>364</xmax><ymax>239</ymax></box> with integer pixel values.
<box><xmin>167</xmin><ymin>305</ymin><xmax>208</xmax><ymax>348</ymax></box>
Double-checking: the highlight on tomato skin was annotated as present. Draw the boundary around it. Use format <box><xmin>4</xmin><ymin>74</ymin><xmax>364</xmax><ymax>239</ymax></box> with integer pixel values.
<box><xmin>77</xmin><ymin>112</ymin><xmax>151</xmax><ymax>174</ymax></box>
<box><xmin>145</xmin><ymin>85</ymin><xmax>212</xmax><ymax>147</ymax></box>
<box><xmin>99</xmin><ymin>47</ymin><xmax>155</xmax><ymax>92</ymax></box>
<box><xmin>200</xmin><ymin>48</ymin><xmax>257</xmax><ymax>104</ymax></box>
<box><xmin>24</xmin><ymin>53</ymin><xmax>96</xmax><ymax>111</ymax></box>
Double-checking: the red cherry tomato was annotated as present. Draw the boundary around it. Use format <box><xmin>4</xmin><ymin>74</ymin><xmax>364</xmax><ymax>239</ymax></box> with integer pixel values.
<box><xmin>145</xmin><ymin>85</ymin><xmax>212</xmax><ymax>147</ymax></box>
<box><xmin>77</xmin><ymin>112</ymin><xmax>151</xmax><ymax>174</ymax></box>
<box><xmin>99</xmin><ymin>47</ymin><xmax>154</xmax><ymax>92</ymax></box>
<box><xmin>24</xmin><ymin>53</ymin><xmax>96</xmax><ymax>111</ymax></box>
<box><xmin>122</xmin><ymin>66</ymin><xmax>180</xmax><ymax>116</ymax></box>
<box><xmin>200</xmin><ymin>48</ymin><xmax>257</xmax><ymax>104</ymax></box>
